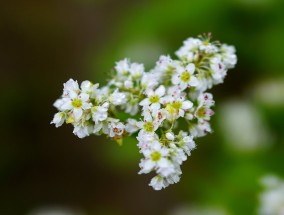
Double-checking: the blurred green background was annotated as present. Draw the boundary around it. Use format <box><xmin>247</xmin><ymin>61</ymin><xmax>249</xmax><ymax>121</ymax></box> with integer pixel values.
<box><xmin>1</xmin><ymin>0</ymin><xmax>284</xmax><ymax>214</ymax></box>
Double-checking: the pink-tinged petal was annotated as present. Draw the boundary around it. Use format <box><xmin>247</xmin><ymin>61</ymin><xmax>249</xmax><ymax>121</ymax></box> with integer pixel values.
<box><xmin>182</xmin><ymin>101</ymin><xmax>193</xmax><ymax>110</ymax></box>
<box><xmin>79</xmin><ymin>93</ymin><xmax>89</xmax><ymax>102</ymax></box>
<box><xmin>189</xmin><ymin>76</ymin><xmax>199</xmax><ymax>87</ymax></box>
<box><xmin>139</xmin><ymin>98</ymin><xmax>151</xmax><ymax>106</ymax></box>
<box><xmin>155</xmin><ymin>85</ymin><xmax>165</xmax><ymax>97</ymax></box>
<box><xmin>172</xmin><ymin>74</ymin><xmax>180</xmax><ymax>85</ymax></box>
<box><xmin>186</xmin><ymin>63</ymin><xmax>195</xmax><ymax>74</ymax></box>
<box><xmin>61</xmin><ymin>100</ymin><xmax>72</xmax><ymax>110</ymax></box>
<box><xmin>73</xmin><ymin>108</ymin><xmax>83</xmax><ymax>121</ymax></box>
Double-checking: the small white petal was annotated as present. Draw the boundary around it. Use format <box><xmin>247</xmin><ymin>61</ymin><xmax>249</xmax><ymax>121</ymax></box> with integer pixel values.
<box><xmin>155</xmin><ymin>85</ymin><xmax>166</xmax><ymax>97</ymax></box>
<box><xmin>73</xmin><ymin>108</ymin><xmax>83</xmax><ymax>121</ymax></box>
<box><xmin>182</xmin><ymin>101</ymin><xmax>193</xmax><ymax>109</ymax></box>
<box><xmin>166</xmin><ymin>132</ymin><xmax>175</xmax><ymax>141</ymax></box>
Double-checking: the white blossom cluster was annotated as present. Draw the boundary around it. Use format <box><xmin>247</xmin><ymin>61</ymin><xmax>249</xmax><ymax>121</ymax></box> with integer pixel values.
<box><xmin>51</xmin><ymin>34</ymin><xmax>237</xmax><ymax>190</ymax></box>
<box><xmin>258</xmin><ymin>175</ymin><xmax>284</xmax><ymax>215</ymax></box>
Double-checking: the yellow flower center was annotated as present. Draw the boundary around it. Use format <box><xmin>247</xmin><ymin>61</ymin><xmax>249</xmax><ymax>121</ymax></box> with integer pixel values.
<box><xmin>180</xmin><ymin>71</ymin><xmax>190</xmax><ymax>82</ymax></box>
<box><xmin>143</xmin><ymin>121</ymin><xmax>154</xmax><ymax>132</ymax></box>
<box><xmin>72</xmin><ymin>98</ymin><xmax>82</xmax><ymax>108</ymax></box>
<box><xmin>172</xmin><ymin>101</ymin><xmax>182</xmax><ymax>110</ymax></box>
<box><xmin>166</xmin><ymin>104</ymin><xmax>175</xmax><ymax>115</ymax></box>
<box><xmin>197</xmin><ymin>106</ymin><xmax>206</xmax><ymax>118</ymax></box>
<box><xmin>150</xmin><ymin>151</ymin><xmax>161</xmax><ymax>161</ymax></box>
<box><xmin>149</xmin><ymin>95</ymin><xmax>160</xmax><ymax>103</ymax></box>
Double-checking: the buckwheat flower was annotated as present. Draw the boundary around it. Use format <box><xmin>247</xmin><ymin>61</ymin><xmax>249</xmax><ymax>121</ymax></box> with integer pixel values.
<box><xmin>210</xmin><ymin>56</ymin><xmax>227</xmax><ymax>84</ymax></box>
<box><xmin>125</xmin><ymin>118</ymin><xmax>139</xmax><ymax>134</ymax></box>
<box><xmin>91</xmin><ymin>102</ymin><xmax>109</xmax><ymax>123</ymax></box>
<box><xmin>190</xmin><ymin>121</ymin><xmax>212</xmax><ymax>137</ymax></box>
<box><xmin>166</xmin><ymin>132</ymin><xmax>175</xmax><ymax>141</ymax></box>
<box><xmin>169</xmin><ymin>143</ymin><xmax>187</xmax><ymax>165</ymax></box>
<box><xmin>123</xmin><ymin>80</ymin><xmax>133</xmax><ymax>89</ymax></box>
<box><xmin>175</xmin><ymin>38</ymin><xmax>201</xmax><ymax>61</ymax></box>
<box><xmin>165</xmin><ymin>171</ymin><xmax>181</xmax><ymax>185</ymax></box>
<box><xmin>151</xmin><ymin>108</ymin><xmax>167</xmax><ymax>124</ymax></box>
<box><xmin>172</xmin><ymin>64</ymin><xmax>198</xmax><ymax>90</ymax></box>
<box><xmin>115</xmin><ymin>58</ymin><xmax>130</xmax><ymax>75</ymax></box>
<box><xmin>195</xmin><ymin>93</ymin><xmax>215</xmax><ymax>121</ymax></box>
<box><xmin>139</xmin><ymin>141</ymin><xmax>174</xmax><ymax>177</ymax></box>
<box><xmin>156</xmin><ymin>55</ymin><xmax>174</xmax><ymax>71</ymax></box>
<box><xmin>165</xmin><ymin>96</ymin><xmax>193</xmax><ymax>119</ymax></box>
<box><xmin>124</xmin><ymin>98</ymin><xmax>139</xmax><ymax>115</ymax></box>
<box><xmin>53</xmin><ymin>99</ymin><xmax>64</xmax><ymax>111</ymax></box>
<box><xmin>140</xmin><ymin>85</ymin><xmax>166</xmax><ymax>110</ymax></box>
<box><xmin>109</xmin><ymin>89</ymin><xmax>126</xmax><ymax>105</ymax></box>
<box><xmin>73</xmin><ymin>122</ymin><xmax>93</xmax><ymax>138</ymax></box>
<box><xmin>199</xmin><ymin>40</ymin><xmax>218</xmax><ymax>53</ymax></box>
<box><xmin>137</xmin><ymin>111</ymin><xmax>160</xmax><ymax>134</ymax></box>
<box><xmin>141</xmin><ymin>72</ymin><xmax>160</xmax><ymax>89</ymax></box>
<box><xmin>137</xmin><ymin>131</ymin><xmax>158</xmax><ymax>150</ymax></box>
<box><xmin>94</xmin><ymin>86</ymin><xmax>109</xmax><ymax>103</ymax></box>
<box><xmin>177</xmin><ymin>134</ymin><xmax>196</xmax><ymax>156</ymax></box>
<box><xmin>60</xmin><ymin>92</ymin><xmax>92</xmax><ymax>122</ymax></box>
<box><xmin>108</xmin><ymin>121</ymin><xmax>125</xmax><ymax>138</ymax></box>
<box><xmin>129</xmin><ymin>62</ymin><xmax>144</xmax><ymax>79</ymax></box>
<box><xmin>220</xmin><ymin>44</ymin><xmax>237</xmax><ymax>69</ymax></box>
<box><xmin>81</xmin><ymin>81</ymin><xmax>99</xmax><ymax>98</ymax></box>
<box><xmin>51</xmin><ymin>112</ymin><xmax>66</xmax><ymax>128</ymax></box>
<box><xmin>63</xmin><ymin>79</ymin><xmax>80</xmax><ymax>98</ymax></box>
<box><xmin>149</xmin><ymin>175</ymin><xmax>168</xmax><ymax>190</ymax></box>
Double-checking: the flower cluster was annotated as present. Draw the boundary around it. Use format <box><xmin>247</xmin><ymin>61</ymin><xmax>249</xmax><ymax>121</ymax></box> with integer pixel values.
<box><xmin>51</xmin><ymin>34</ymin><xmax>237</xmax><ymax>190</ymax></box>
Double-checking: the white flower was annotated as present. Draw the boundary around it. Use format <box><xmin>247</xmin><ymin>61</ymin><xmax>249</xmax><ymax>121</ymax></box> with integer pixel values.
<box><xmin>124</xmin><ymin>80</ymin><xmax>133</xmax><ymax>89</ymax></box>
<box><xmin>125</xmin><ymin>119</ymin><xmax>139</xmax><ymax>134</ymax></box>
<box><xmin>175</xmin><ymin>38</ymin><xmax>201</xmax><ymax>61</ymax></box>
<box><xmin>190</xmin><ymin>121</ymin><xmax>212</xmax><ymax>137</ymax></box>
<box><xmin>63</xmin><ymin>79</ymin><xmax>80</xmax><ymax>98</ymax></box>
<box><xmin>195</xmin><ymin>93</ymin><xmax>215</xmax><ymax>121</ymax></box>
<box><xmin>139</xmin><ymin>141</ymin><xmax>174</xmax><ymax>177</ymax></box>
<box><xmin>165</xmin><ymin>96</ymin><xmax>193</xmax><ymax>119</ymax></box>
<box><xmin>199</xmin><ymin>41</ymin><xmax>218</xmax><ymax>53</ymax></box>
<box><xmin>137</xmin><ymin>131</ymin><xmax>158</xmax><ymax>150</ymax></box>
<box><xmin>149</xmin><ymin>175</ymin><xmax>168</xmax><ymax>190</ymax></box>
<box><xmin>60</xmin><ymin>92</ymin><xmax>92</xmax><ymax>122</ymax></box>
<box><xmin>141</xmin><ymin>72</ymin><xmax>160</xmax><ymax>89</ymax></box>
<box><xmin>179</xmin><ymin>135</ymin><xmax>196</xmax><ymax>156</ymax></box>
<box><xmin>166</xmin><ymin>132</ymin><xmax>175</xmax><ymax>141</ymax></box>
<box><xmin>172</xmin><ymin>64</ymin><xmax>198</xmax><ymax>90</ymax></box>
<box><xmin>51</xmin><ymin>112</ymin><xmax>66</xmax><ymax>127</ymax></box>
<box><xmin>139</xmin><ymin>85</ymin><xmax>166</xmax><ymax>110</ymax></box>
<box><xmin>53</xmin><ymin>99</ymin><xmax>64</xmax><ymax>111</ymax></box>
<box><xmin>108</xmin><ymin>121</ymin><xmax>125</xmax><ymax>137</ymax></box>
<box><xmin>109</xmin><ymin>89</ymin><xmax>126</xmax><ymax>105</ymax></box>
<box><xmin>137</xmin><ymin>111</ymin><xmax>160</xmax><ymax>134</ymax></box>
<box><xmin>115</xmin><ymin>58</ymin><xmax>130</xmax><ymax>75</ymax></box>
<box><xmin>91</xmin><ymin>102</ymin><xmax>109</xmax><ymax>123</ymax></box>
<box><xmin>81</xmin><ymin>81</ymin><xmax>99</xmax><ymax>98</ymax></box>
<box><xmin>129</xmin><ymin>62</ymin><xmax>144</xmax><ymax>79</ymax></box>
<box><xmin>220</xmin><ymin>44</ymin><xmax>237</xmax><ymax>69</ymax></box>
<box><xmin>73</xmin><ymin>122</ymin><xmax>93</xmax><ymax>138</ymax></box>
<box><xmin>210</xmin><ymin>56</ymin><xmax>227</xmax><ymax>84</ymax></box>
<box><xmin>169</xmin><ymin>143</ymin><xmax>187</xmax><ymax>165</ymax></box>
<box><xmin>259</xmin><ymin>175</ymin><xmax>284</xmax><ymax>215</ymax></box>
